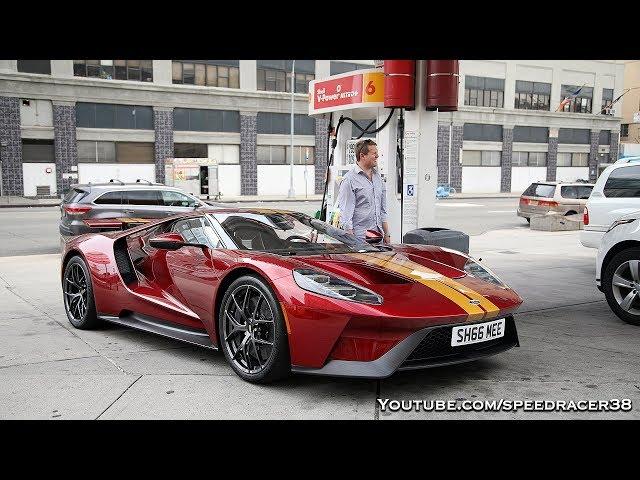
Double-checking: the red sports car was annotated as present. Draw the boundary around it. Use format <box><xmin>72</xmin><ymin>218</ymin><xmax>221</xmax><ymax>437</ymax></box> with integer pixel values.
<box><xmin>61</xmin><ymin>208</ymin><xmax>523</xmax><ymax>383</ymax></box>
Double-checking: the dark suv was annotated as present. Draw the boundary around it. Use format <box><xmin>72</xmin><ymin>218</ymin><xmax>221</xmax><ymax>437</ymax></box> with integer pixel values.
<box><xmin>60</xmin><ymin>182</ymin><xmax>207</xmax><ymax>236</ymax></box>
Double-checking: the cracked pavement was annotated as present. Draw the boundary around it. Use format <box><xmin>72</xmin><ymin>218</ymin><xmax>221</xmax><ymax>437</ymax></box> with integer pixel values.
<box><xmin>1</xmin><ymin>227</ymin><xmax>639</xmax><ymax>419</ymax></box>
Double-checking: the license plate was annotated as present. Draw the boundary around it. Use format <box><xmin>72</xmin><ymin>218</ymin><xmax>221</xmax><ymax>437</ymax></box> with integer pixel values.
<box><xmin>451</xmin><ymin>318</ymin><xmax>505</xmax><ymax>347</ymax></box>
<box><xmin>529</xmin><ymin>200</ymin><xmax>539</xmax><ymax>206</ymax></box>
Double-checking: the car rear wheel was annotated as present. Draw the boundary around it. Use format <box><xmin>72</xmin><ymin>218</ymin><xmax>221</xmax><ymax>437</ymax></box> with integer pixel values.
<box><xmin>63</xmin><ymin>256</ymin><xmax>100</xmax><ymax>329</ymax></box>
<box><xmin>603</xmin><ymin>248</ymin><xmax>640</xmax><ymax>326</ymax></box>
<box><xmin>218</xmin><ymin>275</ymin><xmax>291</xmax><ymax>383</ymax></box>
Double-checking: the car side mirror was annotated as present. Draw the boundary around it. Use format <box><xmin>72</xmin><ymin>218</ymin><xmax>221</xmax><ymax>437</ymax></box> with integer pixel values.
<box><xmin>365</xmin><ymin>229</ymin><xmax>383</xmax><ymax>244</ymax></box>
<box><xmin>149</xmin><ymin>232</ymin><xmax>202</xmax><ymax>250</ymax></box>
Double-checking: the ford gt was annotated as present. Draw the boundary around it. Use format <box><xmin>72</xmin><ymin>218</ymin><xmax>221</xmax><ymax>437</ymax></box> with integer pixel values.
<box><xmin>60</xmin><ymin>208</ymin><xmax>523</xmax><ymax>383</ymax></box>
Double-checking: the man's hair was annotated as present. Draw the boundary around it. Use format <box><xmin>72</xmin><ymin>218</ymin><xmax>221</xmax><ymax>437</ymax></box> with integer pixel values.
<box><xmin>355</xmin><ymin>139</ymin><xmax>377</xmax><ymax>162</ymax></box>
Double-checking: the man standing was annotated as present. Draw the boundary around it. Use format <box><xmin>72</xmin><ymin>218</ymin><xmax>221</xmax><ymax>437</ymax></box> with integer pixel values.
<box><xmin>335</xmin><ymin>139</ymin><xmax>390</xmax><ymax>244</ymax></box>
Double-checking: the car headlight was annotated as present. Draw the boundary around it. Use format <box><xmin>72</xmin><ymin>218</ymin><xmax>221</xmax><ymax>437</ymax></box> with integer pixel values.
<box><xmin>293</xmin><ymin>269</ymin><xmax>383</xmax><ymax>304</ymax></box>
<box><xmin>464</xmin><ymin>259</ymin><xmax>508</xmax><ymax>288</ymax></box>
<box><xmin>606</xmin><ymin>218</ymin><xmax>636</xmax><ymax>233</ymax></box>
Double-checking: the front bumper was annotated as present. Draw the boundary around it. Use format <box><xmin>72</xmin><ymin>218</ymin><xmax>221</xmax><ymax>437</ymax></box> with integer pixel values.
<box><xmin>291</xmin><ymin>316</ymin><xmax>519</xmax><ymax>379</ymax></box>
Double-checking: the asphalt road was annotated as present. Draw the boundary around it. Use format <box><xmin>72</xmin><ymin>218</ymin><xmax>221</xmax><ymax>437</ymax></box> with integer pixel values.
<box><xmin>0</xmin><ymin>198</ymin><xmax>524</xmax><ymax>257</ymax></box>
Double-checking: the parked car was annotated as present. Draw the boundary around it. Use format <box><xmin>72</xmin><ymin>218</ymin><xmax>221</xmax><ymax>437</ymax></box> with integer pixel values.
<box><xmin>59</xmin><ymin>181</ymin><xmax>207</xmax><ymax>236</ymax></box>
<box><xmin>517</xmin><ymin>181</ymin><xmax>594</xmax><ymax>223</ymax></box>
<box><xmin>596</xmin><ymin>211</ymin><xmax>640</xmax><ymax>325</ymax></box>
<box><xmin>60</xmin><ymin>208</ymin><xmax>523</xmax><ymax>383</ymax></box>
<box><xmin>581</xmin><ymin>162</ymin><xmax>640</xmax><ymax>249</ymax></box>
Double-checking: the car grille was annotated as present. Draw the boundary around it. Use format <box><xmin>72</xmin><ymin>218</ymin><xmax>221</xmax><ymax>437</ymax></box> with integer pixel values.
<box><xmin>401</xmin><ymin>316</ymin><xmax>518</xmax><ymax>368</ymax></box>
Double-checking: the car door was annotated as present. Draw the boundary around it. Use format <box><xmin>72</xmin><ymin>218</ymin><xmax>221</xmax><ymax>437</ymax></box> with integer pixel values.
<box><xmin>559</xmin><ymin>185</ymin><xmax>580</xmax><ymax>214</ymax></box>
<box><xmin>590</xmin><ymin>166</ymin><xmax>640</xmax><ymax>231</ymax></box>
<box><xmin>160</xmin><ymin>190</ymin><xmax>199</xmax><ymax>217</ymax></box>
<box><xmin>122</xmin><ymin>189</ymin><xmax>164</xmax><ymax>219</ymax></box>
<box><xmin>91</xmin><ymin>190</ymin><xmax>124</xmax><ymax>219</ymax></box>
<box><xmin>162</xmin><ymin>216</ymin><xmax>227</xmax><ymax>330</ymax></box>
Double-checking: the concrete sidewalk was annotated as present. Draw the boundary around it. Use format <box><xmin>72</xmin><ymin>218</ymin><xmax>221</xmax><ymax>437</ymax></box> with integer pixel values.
<box><xmin>1</xmin><ymin>228</ymin><xmax>639</xmax><ymax>419</ymax></box>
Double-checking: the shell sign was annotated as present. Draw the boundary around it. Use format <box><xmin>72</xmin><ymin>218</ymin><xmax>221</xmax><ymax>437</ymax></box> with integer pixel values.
<box><xmin>308</xmin><ymin>68</ymin><xmax>384</xmax><ymax>115</ymax></box>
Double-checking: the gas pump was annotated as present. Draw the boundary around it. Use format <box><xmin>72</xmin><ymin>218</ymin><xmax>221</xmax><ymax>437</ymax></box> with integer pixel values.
<box><xmin>309</xmin><ymin>60</ymin><xmax>459</xmax><ymax>243</ymax></box>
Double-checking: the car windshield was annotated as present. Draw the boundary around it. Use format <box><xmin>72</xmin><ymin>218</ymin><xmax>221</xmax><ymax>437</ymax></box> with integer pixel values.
<box><xmin>209</xmin><ymin>211</ymin><xmax>382</xmax><ymax>255</ymax></box>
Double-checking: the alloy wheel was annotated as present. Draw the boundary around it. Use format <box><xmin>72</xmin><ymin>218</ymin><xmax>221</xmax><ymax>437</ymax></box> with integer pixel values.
<box><xmin>64</xmin><ymin>263</ymin><xmax>88</xmax><ymax>322</ymax></box>
<box><xmin>222</xmin><ymin>284</ymin><xmax>276</xmax><ymax>375</ymax></box>
<box><xmin>611</xmin><ymin>259</ymin><xmax>640</xmax><ymax>315</ymax></box>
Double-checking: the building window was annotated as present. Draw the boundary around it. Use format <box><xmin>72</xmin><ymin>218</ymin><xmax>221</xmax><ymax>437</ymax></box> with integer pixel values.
<box><xmin>330</xmin><ymin>61</ymin><xmax>372</xmax><ymax>75</ymax></box>
<box><xmin>174</xmin><ymin>144</ymin><xmax>208</xmax><ymax>158</ymax></box>
<box><xmin>76</xmin><ymin>103</ymin><xmax>154</xmax><ymax>130</ymax></box>
<box><xmin>172</xmin><ymin>60</ymin><xmax>240</xmax><ymax>88</ymax></box>
<box><xmin>514</xmin><ymin>81</ymin><xmax>551</xmax><ymax>110</ymax></box>
<box><xmin>599</xmin><ymin>130</ymin><xmax>611</xmax><ymax>145</ymax></box>
<box><xmin>77</xmin><ymin>141</ymin><xmax>153</xmax><ymax>163</ymax></box>
<box><xmin>17</xmin><ymin>60</ymin><xmax>51</xmax><ymax>75</ymax></box>
<box><xmin>463</xmin><ymin>123</ymin><xmax>503</xmax><ymax>142</ymax></box>
<box><xmin>601</xmin><ymin>88</ymin><xmax>614</xmax><ymax>114</ymax></box>
<box><xmin>21</xmin><ymin>139</ymin><xmax>54</xmax><ymax>162</ymax></box>
<box><xmin>257</xmin><ymin>146</ymin><xmax>286</xmax><ymax>165</ymax></box>
<box><xmin>73</xmin><ymin>60</ymin><xmax>153</xmax><ymax>82</ymax></box>
<box><xmin>257</xmin><ymin>112</ymin><xmax>316</xmax><ymax>135</ymax></box>
<box><xmin>173</xmin><ymin>108</ymin><xmax>240</xmax><ymax>132</ymax></box>
<box><xmin>560</xmin><ymin>85</ymin><xmax>593</xmax><ymax>113</ymax></box>
<box><xmin>513</xmin><ymin>126</ymin><xmax>549</xmax><ymax>143</ymax></box>
<box><xmin>558</xmin><ymin>128</ymin><xmax>591</xmax><ymax>144</ymax></box>
<box><xmin>557</xmin><ymin>152</ymin><xmax>588</xmax><ymax>167</ymax></box>
<box><xmin>512</xmin><ymin>151</ymin><xmax>547</xmax><ymax>167</ymax></box>
<box><xmin>256</xmin><ymin>60</ymin><xmax>315</xmax><ymax>94</ymax></box>
<box><xmin>462</xmin><ymin>150</ymin><xmax>501</xmax><ymax>166</ymax></box>
<box><xmin>621</xmin><ymin>124</ymin><xmax>629</xmax><ymax>137</ymax></box>
<box><xmin>257</xmin><ymin>145</ymin><xmax>315</xmax><ymax>165</ymax></box>
<box><xmin>464</xmin><ymin>76</ymin><xmax>504</xmax><ymax>108</ymax></box>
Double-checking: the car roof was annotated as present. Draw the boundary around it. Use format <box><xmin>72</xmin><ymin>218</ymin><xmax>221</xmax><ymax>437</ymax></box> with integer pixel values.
<box><xmin>527</xmin><ymin>181</ymin><xmax>594</xmax><ymax>186</ymax></box>
<box><xmin>71</xmin><ymin>183</ymin><xmax>186</xmax><ymax>192</ymax></box>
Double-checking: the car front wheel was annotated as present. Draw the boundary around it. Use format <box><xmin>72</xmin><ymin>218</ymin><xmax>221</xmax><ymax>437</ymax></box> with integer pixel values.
<box><xmin>603</xmin><ymin>247</ymin><xmax>640</xmax><ymax>326</ymax></box>
<box><xmin>218</xmin><ymin>275</ymin><xmax>291</xmax><ymax>383</ymax></box>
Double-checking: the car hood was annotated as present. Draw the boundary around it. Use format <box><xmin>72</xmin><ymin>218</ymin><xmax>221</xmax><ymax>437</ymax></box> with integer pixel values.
<box><xmin>269</xmin><ymin>248</ymin><xmax>522</xmax><ymax>319</ymax></box>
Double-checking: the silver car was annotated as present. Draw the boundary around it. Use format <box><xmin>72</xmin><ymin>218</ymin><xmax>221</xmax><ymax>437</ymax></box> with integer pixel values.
<box><xmin>59</xmin><ymin>181</ymin><xmax>207</xmax><ymax>236</ymax></box>
<box><xmin>517</xmin><ymin>181</ymin><xmax>594</xmax><ymax>223</ymax></box>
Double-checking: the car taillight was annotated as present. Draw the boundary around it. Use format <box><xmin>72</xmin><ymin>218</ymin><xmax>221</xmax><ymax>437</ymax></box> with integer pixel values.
<box><xmin>520</xmin><ymin>197</ymin><xmax>529</xmax><ymax>205</ymax></box>
<box><xmin>538</xmin><ymin>200</ymin><xmax>558</xmax><ymax>208</ymax></box>
<box><xmin>583</xmin><ymin>206</ymin><xmax>589</xmax><ymax>225</ymax></box>
<box><xmin>63</xmin><ymin>204</ymin><xmax>92</xmax><ymax>215</ymax></box>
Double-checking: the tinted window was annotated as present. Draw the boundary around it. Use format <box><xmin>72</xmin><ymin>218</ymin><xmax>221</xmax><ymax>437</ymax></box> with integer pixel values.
<box><xmin>577</xmin><ymin>185</ymin><xmax>593</xmax><ymax>199</ymax></box>
<box><xmin>174</xmin><ymin>143</ymin><xmax>208</xmax><ymax>158</ymax></box>
<box><xmin>603</xmin><ymin>167</ymin><xmax>640</xmax><ymax>198</ymax></box>
<box><xmin>94</xmin><ymin>191</ymin><xmax>123</xmax><ymax>204</ymax></box>
<box><xmin>161</xmin><ymin>191</ymin><xmax>196</xmax><ymax>207</ymax></box>
<box><xmin>463</xmin><ymin>123</ymin><xmax>503</xmax><ymax>142</ymax></box>
<box><xmin>64</xmin><ymin>189</ymin><xmax>89</xmax><ymax>203</ymax></box>
<box><xmin>17</xmin><ymin>60</ymin><xmax>51</xmax><ymax>74</ymax></box>
<box><xmin>560</xmin><ymin>186</ymin><xmax>578</xmax><ymax>199</ymax></box>
<box><xmin>124</xmin><ymin>190</ymin><xmax>161</xmax><ymax>205</ymax></box>
<box><xmin>172</xmin><ymin>217</ymin><xmax>221</xmax><ymax>249</ymax></box>
<box><xmin>21</xmin><ymin>139</ymin><xmax>55</xmax><ymax>163</ymax></box>
<box><xmin>513</xmin><ymin>126</ymin><xmax>549</xmax><ymax>143</ymax></box>
<box><xmin>523</xmin><ymin>183</ymin><xmax>555</xmax><ymax>198</ymax></box>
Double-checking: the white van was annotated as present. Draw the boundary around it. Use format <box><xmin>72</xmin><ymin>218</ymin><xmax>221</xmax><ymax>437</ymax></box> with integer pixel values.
<box><xmin>581</xmin><ymin>157</ymin><xmax>640</xmax><ymax>249</ymax></box>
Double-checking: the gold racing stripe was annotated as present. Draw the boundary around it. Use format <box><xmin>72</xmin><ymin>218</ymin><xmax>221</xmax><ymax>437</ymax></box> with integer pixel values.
<box><xmin>348</xmin><ymin>252</ymin><xmax>500</xmax><ymax>321</ymax></box>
